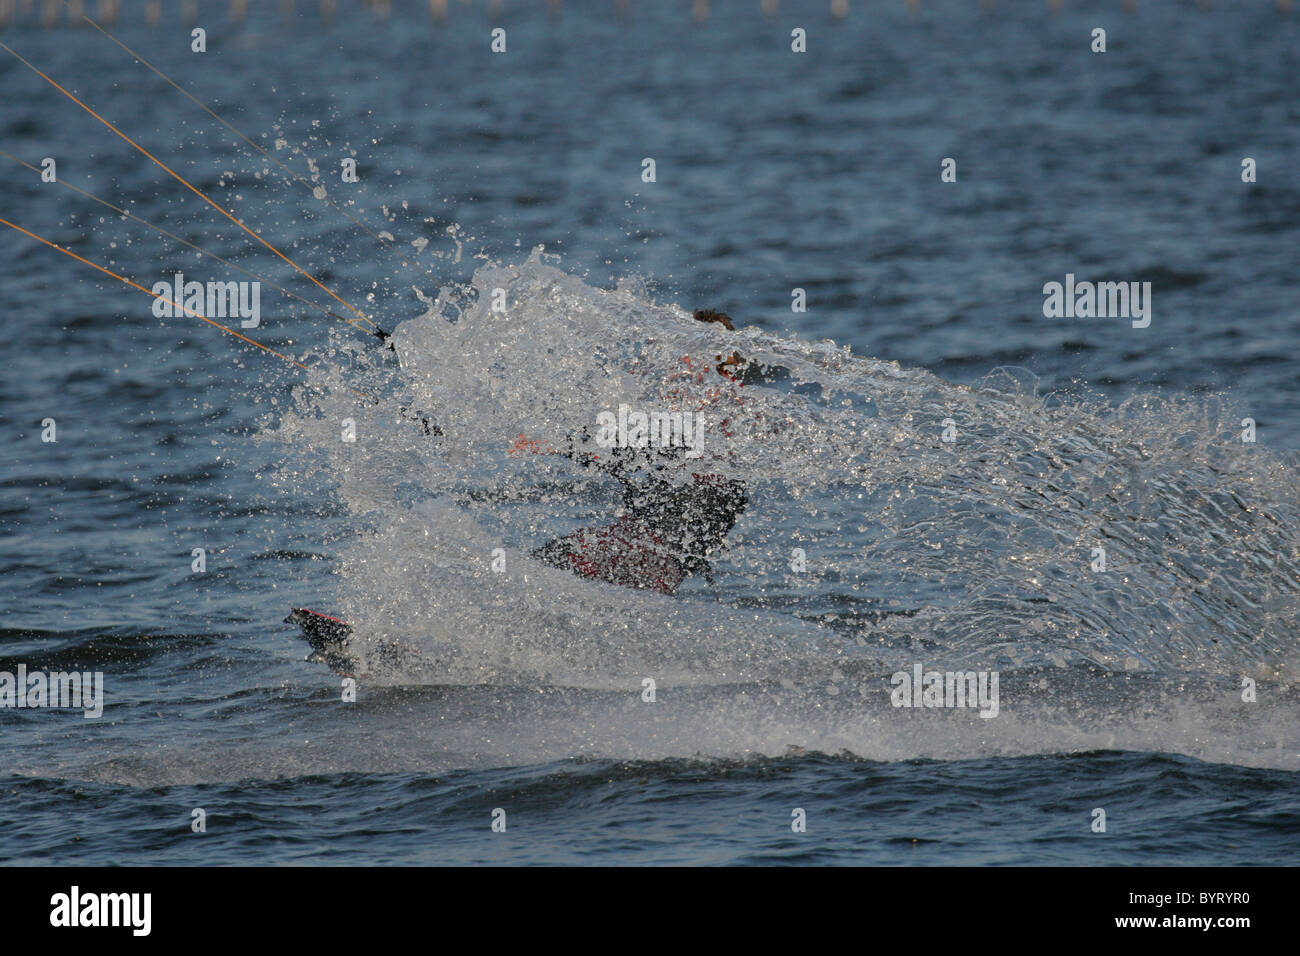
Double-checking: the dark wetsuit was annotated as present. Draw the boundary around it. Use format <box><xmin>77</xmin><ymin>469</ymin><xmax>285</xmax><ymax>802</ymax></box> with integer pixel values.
<box><xmin>530</xmin><ymin>430</ymin><xmax>747</xmax><ymax>594</ymax></box>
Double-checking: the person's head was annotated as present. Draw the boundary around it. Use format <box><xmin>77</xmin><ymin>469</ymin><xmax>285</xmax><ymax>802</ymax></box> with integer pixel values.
<box><xmin>692</xmin><ymin>309</ymin><xmax>745</xmax><ymax>377</ymax></box>
<box><xmin>693</xmin><ymin>308</ymin><xmax>735</xmax><ymax>331</ymax></box>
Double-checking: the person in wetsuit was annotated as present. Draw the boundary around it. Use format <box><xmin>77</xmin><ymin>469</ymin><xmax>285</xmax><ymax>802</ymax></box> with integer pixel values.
<box><xmin>514</xmin><ymin>309</ymin><xmax>753</xmax><ymax>595</ymax></box>
<box><xmin>525</xmin><ymin>434</ymin><xmax>748</xmax><ymax>594</ymax></box>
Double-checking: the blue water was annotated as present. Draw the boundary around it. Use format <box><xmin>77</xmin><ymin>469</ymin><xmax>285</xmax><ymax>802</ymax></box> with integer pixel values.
<box><xmin>1</xmin><ymin>1</ymin><xmax>1298</xmax><ymax>865</ymax></box>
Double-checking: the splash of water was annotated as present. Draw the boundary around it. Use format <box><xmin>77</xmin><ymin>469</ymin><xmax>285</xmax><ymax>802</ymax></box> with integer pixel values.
<box><xmin>267</xmin><ymin>249</ymin><xmax>1300</xmax><ymax>690</ymax></box>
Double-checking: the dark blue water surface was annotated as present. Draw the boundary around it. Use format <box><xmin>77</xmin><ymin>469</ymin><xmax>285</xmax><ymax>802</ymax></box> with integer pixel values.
<box><xmin>1</xmin><ymin>1</ymin><xmax>1298</xmax><ymax>865</ymax></box>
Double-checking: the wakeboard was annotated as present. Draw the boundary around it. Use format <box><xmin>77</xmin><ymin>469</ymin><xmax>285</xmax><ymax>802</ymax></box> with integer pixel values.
<box><xmin>286</xmin><ymin>608</ymin><xmax>360</xmax><ymax>676</ymax></box>
<box><xmin>286</xmin><ymin>607</ymin><xmax>432</xmax><ymax>679</ymax></box>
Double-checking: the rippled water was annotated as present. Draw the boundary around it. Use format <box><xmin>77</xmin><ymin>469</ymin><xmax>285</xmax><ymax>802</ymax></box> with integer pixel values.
<box><xmin>1</xmin><ymin>1</ymin><xmax>1298</xmax><ymax>865</ymax></box>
